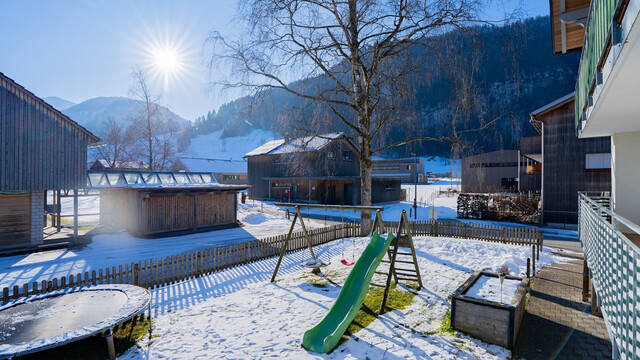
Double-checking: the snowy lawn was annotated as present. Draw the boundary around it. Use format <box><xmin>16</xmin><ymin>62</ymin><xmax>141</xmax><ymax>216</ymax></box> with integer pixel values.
<box><xmin>121</xmin><ymin>235</ymin><xmax>565</xmax><ymax>359</ymax></box>
<box><xmin>0</xmin><ymin>203</ymin><xmax>324</xmax><ymax>290</ymax></box>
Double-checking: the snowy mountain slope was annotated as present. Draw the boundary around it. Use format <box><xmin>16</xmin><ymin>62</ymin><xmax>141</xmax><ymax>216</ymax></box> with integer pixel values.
<box><xmin>62</xmin><ymin>96</ymin><xmax>188</xmax><ymax>132</ymax></box>
<box><xmin>179</xmin><ymin>129</ymin><xmax>277</xmax><ymax>173</ymax></box>
<box><xmin>43</xmin><ymin>96</ymin><xmax>76</xmax><ymax>111</ymax></box>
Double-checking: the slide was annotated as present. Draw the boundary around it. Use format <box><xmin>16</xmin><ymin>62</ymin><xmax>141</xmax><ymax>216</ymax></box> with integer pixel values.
<box><xmin>302</xmin><ymin>231</ymin><xmax>395</xmax><ymax>354</ymax></box>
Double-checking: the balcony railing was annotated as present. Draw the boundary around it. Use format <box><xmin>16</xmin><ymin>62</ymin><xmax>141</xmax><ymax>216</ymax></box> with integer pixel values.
<box><xmin>575</xmin><ymin>0</ymin><xmax>618</xmax><ymax>128</ymax></box>
<box><xmin>578</xmin><ymin>193</ymin><xmax>640</xmax><ymax>359</ymax></box>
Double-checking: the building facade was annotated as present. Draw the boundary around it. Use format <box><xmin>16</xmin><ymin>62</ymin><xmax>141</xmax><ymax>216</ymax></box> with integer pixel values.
<box><xmin>530</xmin><ymin>93</ymin><xmax>611</xmax><ymax>225</ymax></box>
<box><xmin>0</xmin><ymin>72</ymin><xmax>98</xmax><ymax>250</ymax></box>
<box><xmin>371</xmin><ymin>158</ymin><xmax>424</xmax><ymax>183</ymax></box>
<box><xmin>244</xmin><ymin>134</ymin><xmax>402</xmax><ymax>204</ymax></box>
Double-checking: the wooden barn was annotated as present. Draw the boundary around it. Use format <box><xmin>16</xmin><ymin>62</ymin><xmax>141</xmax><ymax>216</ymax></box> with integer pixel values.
<box><xmin>244</xmin><ymin>134</ymin><xmax>402</xmax><ymax>205</ymax></box>
<box><xmin>0</xmin><ymin>72</ymin><xmax>99</xmax><ymax>251</ymax></box>
<box><xmin>92</xmin><ymin>170</ymin><xmax>248</xmax><ymax>237</ymax></box>
<box><xmin>530</xmin><ymin>93</ymin><xmax>611</xmax><ymax>225</ymax></box>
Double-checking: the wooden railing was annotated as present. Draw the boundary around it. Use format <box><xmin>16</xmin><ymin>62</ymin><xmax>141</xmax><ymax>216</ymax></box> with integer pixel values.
<box><xmin>579</xmin><ymin>193</ymin><xmax>640</xmax><ymax>359</ymax></box>
<box><xmin>1</xmin><ymin>220</ymin><xmax>542</xmax><ymax>303</ymax></box>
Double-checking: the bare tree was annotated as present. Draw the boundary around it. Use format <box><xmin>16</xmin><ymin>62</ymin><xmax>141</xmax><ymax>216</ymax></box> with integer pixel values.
<box><xmin>128</xmin><ymin>66</ymin><xmax>179</xmax><ymax>171</ymax></box>
<box><xmin>91</xmin><ymin>115</ymin><xmax>133</xmax><ymax>168</ymax></box>
<box><xmin>209</xmin><ymin>0</ymin><xmax>506</xmax><ymax>233</ymax></box>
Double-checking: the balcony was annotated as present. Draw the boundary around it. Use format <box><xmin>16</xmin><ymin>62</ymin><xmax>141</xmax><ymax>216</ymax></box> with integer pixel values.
<box><xmin>575</xmin><ymin>0</ymin><xmax>640</xmax><ymax>138</ymax></box>
<box><xmin>578</xmin><ymin>193</ymin><xmax>640</xmax><ymax>358</ymax></box>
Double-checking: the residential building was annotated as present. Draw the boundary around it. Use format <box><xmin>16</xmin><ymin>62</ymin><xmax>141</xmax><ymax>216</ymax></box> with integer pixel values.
<box><xmin>550</xmin><ymin>0</ymin><xmax>640</xmax><ymax>357</ymax></box>
<box><xmin>244</xmin><ymin>133</ymin><xmax>403</xmax><ymax>204</ymax></box>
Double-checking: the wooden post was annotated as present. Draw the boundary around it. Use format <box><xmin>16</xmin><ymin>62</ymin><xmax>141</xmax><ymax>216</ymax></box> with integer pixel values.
<box><xmin>270</xmin><ymin>208</ymin><xmax>299</xmax><ymax>282</ymax></box>
<box><xmin>56</xmin><ymin>190</ymin><xmax>61</xmax><ymax>232</ymax></box>
<box><xmin>582</xmin><ymin>260</ymin><xmax>590</xmax><ymax>302</ymax></box>
<box><xmin>526</xmin><ymin>258</ymin><xmax>530</xmax><ymax>278</ymax></box>
<box><xmin>532</xmin><ymin>245</ymin><xmax>536</xmax><ymax>273</ymax></box>
<box><xmin>73</xmin><ymin>189</ymin><xmax>79</xmax><ymax>240</ymax></box>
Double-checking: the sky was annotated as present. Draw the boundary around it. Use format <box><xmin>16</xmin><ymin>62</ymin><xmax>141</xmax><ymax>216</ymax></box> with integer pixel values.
<box><xmin>0</xmin><ymin>0</ymin><xmax>549</xmax><ymax>121</ymax></box>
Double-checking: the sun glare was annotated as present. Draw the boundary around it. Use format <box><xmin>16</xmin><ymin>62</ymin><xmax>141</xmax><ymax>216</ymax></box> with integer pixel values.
<box><xmin>133</xmin><ymin>25</ymin><xmax>196</xmax><ymax>92</ymax></box>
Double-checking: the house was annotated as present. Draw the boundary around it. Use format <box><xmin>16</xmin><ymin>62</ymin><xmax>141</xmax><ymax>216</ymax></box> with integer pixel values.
<box><xmin>530</xmin><ymin>93</ymin><xmax>611</xmax><ymax>225</ymax></box>
<box><xmin>89</xmin><ymin>159</ymin><xmax>148</xmax><ymax>171</ymax></box>
<box><xmin>371</xmin><ymin>158</ymin><xmax>424</xmax><ymax>183</ymax></box>
<box><xmin>550</xmin><ymin>0</ymin><xmax>640</xmax><ymax>356</ymax></box>
<box><xmin>519</xmin><ymin>135</ymin><xmax>543</xmax><ymax>194</ymax></box>
<box><xmin>244</xmin><ymin>133</ymin><xmax>403</xmax><ymax>204</ymax></box>
<box><xmin>0</xmin><ymin>72</ymin><xmax>99</xmax><ymax>250</ymax></box>
<box><xmin>170</xmin><ymin>156</ymin><xmax>248</xmax><ymax>185</ymax></box>
<box><xmin>91</xmin><ymin>170</ymin><xmax>247</xmax><ymax>237</ymax></box>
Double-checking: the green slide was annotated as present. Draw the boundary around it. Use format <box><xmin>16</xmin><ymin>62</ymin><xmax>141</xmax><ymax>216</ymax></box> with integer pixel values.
<box><xmin>302</xmin><ymin>231</ymin><xmax>395</xmax><ymax>353</ymax></box>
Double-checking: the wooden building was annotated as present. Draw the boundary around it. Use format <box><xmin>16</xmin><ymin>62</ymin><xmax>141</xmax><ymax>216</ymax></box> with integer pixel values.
<box><xmin>461</xmin><ymin>150</ymin><xmax>522</xmax><ymax>193</ymax></box>
<box><xmin>244</xmin><ymin>134</ymin><xmax>402</xmax><ymax>204</ymax></box>
<box><xmin>372</xmin><ymin>158</ymin><xmax>425</xmax><ymax>183</ymax></box>
<box><xmin>530</xmin><ymin>93</ymin><xmax>611</xmax><ymax>225</ymax></box>
<box><xmin>0</xmin><ymin>72</ymin><xmax>98</xmax><ymax>250</ymax></box>
<box><xmin>91</xmin><ymin>170</ymin><xmax>248</xmax><ymax>237</ymax></box>
<box><xmin>99</xmin><ymin>185</ymin><xmax>246</xmax><ymax>237</ymax></box>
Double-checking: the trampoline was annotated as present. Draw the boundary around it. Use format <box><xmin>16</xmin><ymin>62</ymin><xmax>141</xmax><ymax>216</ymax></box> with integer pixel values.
<box><xmin>0</xmin><ymin>284</ymin><xmax>151</xmax><ymax>360</ymax></box>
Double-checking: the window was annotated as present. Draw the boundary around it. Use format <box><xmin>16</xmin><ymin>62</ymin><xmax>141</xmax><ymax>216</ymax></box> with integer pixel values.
<box><xmin>585</xmin><ymin>153</ymin><xmax>611</xmax><ymax>170</ymax></box>
<box><xmin>385</xmin><ymin>184</ymin><xmax>394</xmax><ymax>190</ymax></box>
<box><xmin>342</xmin><ymin>151</ymin><xmax>352</xmax><ymax>161</ymax></box>
<box><xmin>327</xmin><ymin>151</ymin><xmax>335</xmax><ymax>159</ymax></box>
<box><xmin>223</xmin><ymin>174</ymin><xmax>240</xmax><ymax>180</ymax></box>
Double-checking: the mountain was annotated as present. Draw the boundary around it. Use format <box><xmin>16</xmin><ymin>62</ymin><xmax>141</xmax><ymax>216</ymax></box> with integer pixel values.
<box><xmin>63</xmin><ymin>96</ymin><xmax>188</xmax><ymax>132</ymax></box>
<box><xmin>191</xmin><ymin>16</ymin><xmax>580</xmax><ymax>158</ymax></box>
<box><xmin>43</xmin><ymin>96</ymin><xmax>76</xmax><ymax>111</ymax></box>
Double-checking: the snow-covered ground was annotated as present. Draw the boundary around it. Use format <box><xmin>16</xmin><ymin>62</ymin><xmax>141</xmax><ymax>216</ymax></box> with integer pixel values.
<box><xmin>46</xmin><ymin>193</ymin><xmax>100</xmax><ymax>225</ymax></box>
<box><xmin>120</xmin><ymin>234</ymin><xmax>564</xmax><ymax>359</ymax></box>
<box><xmin>0</xmin><ymin>201</ymin><xmax>323</xmax><ymax>290</ymax></box>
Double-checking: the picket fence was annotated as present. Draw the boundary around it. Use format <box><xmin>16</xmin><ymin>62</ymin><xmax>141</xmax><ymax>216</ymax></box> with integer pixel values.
<box><xmin>2</xmin><ymin>220</ymin><xmax>542</xmax><ymax>302</ymax></box>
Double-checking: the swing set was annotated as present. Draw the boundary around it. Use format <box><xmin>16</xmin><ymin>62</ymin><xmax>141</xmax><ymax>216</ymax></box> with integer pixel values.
<box><xmin>270</xmin><ymin>203</ymin><xmax>384</xmax><ymax>282</ymax></box>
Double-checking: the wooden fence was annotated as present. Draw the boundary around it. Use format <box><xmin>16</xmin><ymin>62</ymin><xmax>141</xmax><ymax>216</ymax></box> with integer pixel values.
<box><xmin>1</xmin><ymin>220</ymin><xmax>542</xmax><ymax>302</ymax></box>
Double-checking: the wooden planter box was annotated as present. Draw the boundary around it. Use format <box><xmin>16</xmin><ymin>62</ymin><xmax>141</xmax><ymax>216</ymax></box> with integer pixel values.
<box><xmin>451</xmin><ymin>270</ymin><xmax>529</xmax><ymax>349</ymax></box>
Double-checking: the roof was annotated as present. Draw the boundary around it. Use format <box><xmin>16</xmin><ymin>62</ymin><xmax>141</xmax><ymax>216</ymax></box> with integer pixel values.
<box><xmin>244</xmin><ymin>133</ymin><xmax>353</xmax><ymax>158</ymax></box>
<box><xmin>0</xmin><ymin>72</ymin><xmax>99</xmax><ymax>142</ymax></box>
<box><xmin>530</xmin><ymin>92</ymin><xmax>576</xmax><ymax>133</ymax></box>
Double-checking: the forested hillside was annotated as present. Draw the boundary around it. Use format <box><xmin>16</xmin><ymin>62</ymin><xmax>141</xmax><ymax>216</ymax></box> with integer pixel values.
<box><xmin>190</xmin><ymin>16</ymin><xmax>580</xmax><ymax>158</ymax></box>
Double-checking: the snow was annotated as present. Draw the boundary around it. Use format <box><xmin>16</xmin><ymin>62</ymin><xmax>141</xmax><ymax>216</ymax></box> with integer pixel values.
<box><xmin>117</xmin><ymin>234</ymin><xmax>564</xmax><ymax>359</ymax></box>
<box><xmin>46</xmin><ymin>193</ymin><xmax>100</xmax><ymax>225</ymax></box>
<box><xmin>465</xmin><ymin>276</ymin><xmax>521</xmax><ymax>306</ymax></box>
<box><xmin>181</xmin><ymin>129</ymin><xmax>277</xmax><ymax>173</ymax></box>
<box><xmin>0</xmin><ymin>200</ymin><xmax>322</xmax><ymax>290</ymax></box>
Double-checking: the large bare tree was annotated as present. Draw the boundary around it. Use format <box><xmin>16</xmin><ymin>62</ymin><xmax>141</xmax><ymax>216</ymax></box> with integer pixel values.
<box><xmin>209</xmin><ymin>0</ymin><xmax>504</xmax><ymax>232</ymax></box>
<box><xmin>129</xmin><ymin>66</ymin><xmax>179</xmax><ymax>171</ymax></box>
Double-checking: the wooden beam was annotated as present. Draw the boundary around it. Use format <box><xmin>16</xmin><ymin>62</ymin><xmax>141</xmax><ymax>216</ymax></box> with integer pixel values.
<box><xmin>274</xmin><ymin>202</ymin><xmax>384</xmax><ymax>211</ymax></box>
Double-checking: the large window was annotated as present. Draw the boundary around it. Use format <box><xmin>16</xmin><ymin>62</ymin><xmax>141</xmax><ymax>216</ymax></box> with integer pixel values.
<box><xmin>585</xmin><ymin>153</ymin><xmax>611</xmax><ymax>170</ymax></box>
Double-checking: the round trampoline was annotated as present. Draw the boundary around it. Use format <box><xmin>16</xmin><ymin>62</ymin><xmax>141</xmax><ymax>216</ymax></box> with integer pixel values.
<box><xmin>0</xmin><ymin>284</ymin><xmax>150</xmax><ymax>359</ymax></box>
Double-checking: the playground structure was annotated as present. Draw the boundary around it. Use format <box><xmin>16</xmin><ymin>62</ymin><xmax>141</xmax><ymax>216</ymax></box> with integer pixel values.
<box><xmin>0</xmin><ymin>284</ymin><xmax>150</xmax><ymax>360</ymax></box>
<box><xmin>270</xmin><ymin>203</ymin><xmax>423</xmax><ymax>354</ymax></box>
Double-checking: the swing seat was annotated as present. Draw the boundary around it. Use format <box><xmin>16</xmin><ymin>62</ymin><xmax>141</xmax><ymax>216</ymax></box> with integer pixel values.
<box><xmin>302</xmin><ymin>259</ymin><xmax>331</xmax><ymax>269</ymax></box>
<box><xmin>340</xmin><ymin>259</ymin><xmax>355</xmax><ymax>266</ymax></box>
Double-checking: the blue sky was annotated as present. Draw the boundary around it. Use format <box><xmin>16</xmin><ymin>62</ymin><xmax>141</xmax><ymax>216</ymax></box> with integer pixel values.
<box><xmin>0</xmin><ymin>0</ymin><xmax>549</xmax><ymax>121</ymax></box>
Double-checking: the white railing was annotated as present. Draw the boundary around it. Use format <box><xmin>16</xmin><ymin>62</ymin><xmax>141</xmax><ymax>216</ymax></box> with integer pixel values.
<box><xmin>578</xmin><ymin>193</ymin><xmax>640</xmax><ymax>359</ymax></box>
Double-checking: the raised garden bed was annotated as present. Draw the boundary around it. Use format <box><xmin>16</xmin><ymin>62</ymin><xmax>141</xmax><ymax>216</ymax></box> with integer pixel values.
<box><xmin>451</xmin><ymin>270</ymin><xmax>529</xmax><ymax>349</ymax></box>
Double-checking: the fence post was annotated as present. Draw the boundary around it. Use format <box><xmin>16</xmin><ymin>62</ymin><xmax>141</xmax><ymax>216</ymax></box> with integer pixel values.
<box><xmin>532</xmin><ymin>245</ymin><xmax>536</xmax><ymax>273</ymax></box>
<box><xmin>132</xmin><ymin>263</ymin><xmax>139</xmax><ymax>286</ymax></box>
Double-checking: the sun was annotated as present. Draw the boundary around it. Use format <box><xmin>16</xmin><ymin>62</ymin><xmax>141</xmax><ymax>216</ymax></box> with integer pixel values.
<box><xmin>154</xmin><ymin>47</ymin><xmax>181</xmax><ymax>74</ymax></box>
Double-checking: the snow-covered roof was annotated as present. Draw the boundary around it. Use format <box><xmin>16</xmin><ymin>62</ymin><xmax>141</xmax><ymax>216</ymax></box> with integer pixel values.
<box><xmin>244</xmin><ymin>133</ymin><xmax>348</xmax><ymax>158</ymax></box>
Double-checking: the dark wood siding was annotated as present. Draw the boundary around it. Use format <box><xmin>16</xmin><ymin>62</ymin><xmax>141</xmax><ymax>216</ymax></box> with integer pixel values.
<box><xmin>461</xmin><ymin>150</ymin><xmax>520</xmax><ymax>193</ymax></box>
<box><xmin>100</xmin><ymin>188</ymin><xmax>238</xmax><ymax>237</ymax></box>
<box><xmin>541</xmin><ymin>101</ymin><xmax>611</xmax><ymax>224</ymax></box>
<box><xmin>0</xmin><ymin>194</ymin><xmax>30</xmax><ymax>245</ymax></box>
<box><xmin>0</xmin><ymin>74</ymin><xmax>97</xmax><ymax>191</ymax></box>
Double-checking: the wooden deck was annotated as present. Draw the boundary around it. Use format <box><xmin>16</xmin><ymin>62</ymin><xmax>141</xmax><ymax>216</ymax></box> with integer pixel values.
<box><xmin>624</xmin><ymin>233</ymin><xmax>640</xmax><ymax>248</ymax></box>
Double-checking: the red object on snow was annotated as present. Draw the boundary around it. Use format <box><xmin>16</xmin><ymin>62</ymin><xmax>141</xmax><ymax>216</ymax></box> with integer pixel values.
<box><xmin>413</xmin><ymin>204</ymin><xmax>417</xmax><ymax>209</ymax></box>
<box><xmin>340</xmin><ymin>259</ymin><xmax>355</xmax><ymax>266</ymax></box>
